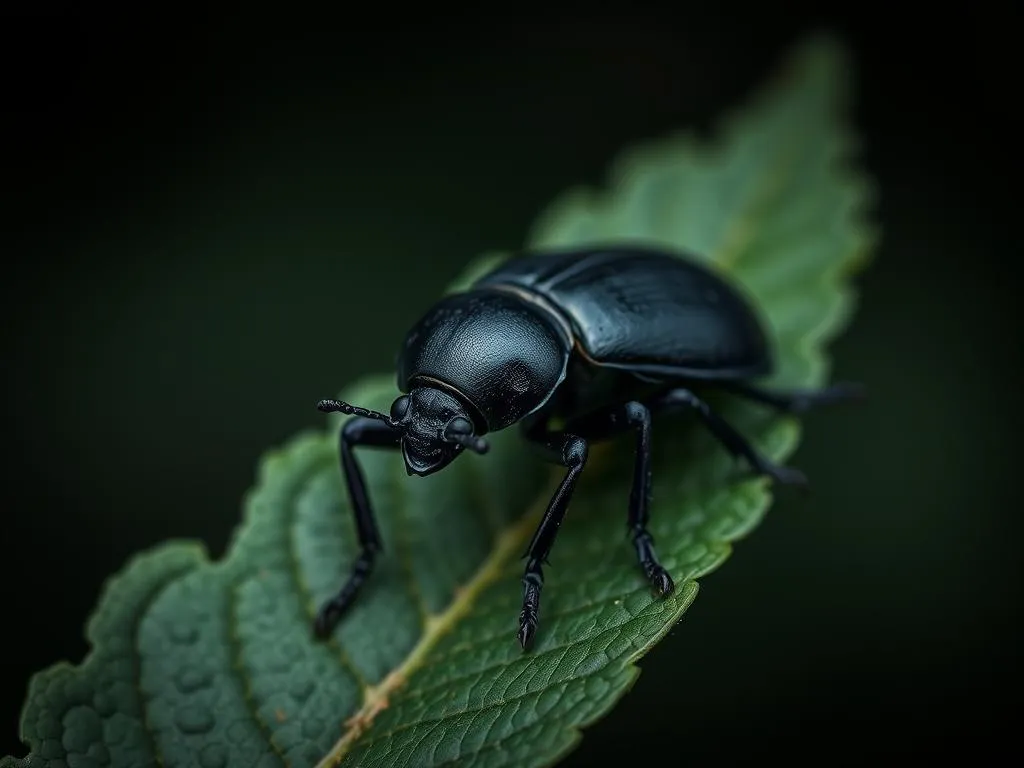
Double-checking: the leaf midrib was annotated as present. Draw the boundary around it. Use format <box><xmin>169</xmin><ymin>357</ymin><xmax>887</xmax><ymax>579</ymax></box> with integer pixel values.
<box><xmin>316</xmin><ymin>471</ymin><xmax>561</xmax><ymax>767</ymax></box>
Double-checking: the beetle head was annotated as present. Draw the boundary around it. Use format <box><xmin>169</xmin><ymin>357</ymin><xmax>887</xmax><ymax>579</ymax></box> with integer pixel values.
<box><xmin>316</xmin><ymin>387</ymin><xmax>488</xmax><ymax>479</ymax></box>
<box><xmin>390</xmin><ymin>387</ymin><xmax>489</xmax><ymax>476</ymax></box>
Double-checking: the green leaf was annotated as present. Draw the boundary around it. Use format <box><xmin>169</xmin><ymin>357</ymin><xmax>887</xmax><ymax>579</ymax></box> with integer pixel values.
<box><xmin>5</xmin><ymin>34</ymin><xmax>876</xmax><ymax>768</ymax></box>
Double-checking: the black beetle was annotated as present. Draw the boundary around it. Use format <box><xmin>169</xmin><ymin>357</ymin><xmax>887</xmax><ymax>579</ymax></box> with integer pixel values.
<box><xmin>315</xmin><ymin>245</ymin><xmax>861</xmax><ymax>648</ymax></box>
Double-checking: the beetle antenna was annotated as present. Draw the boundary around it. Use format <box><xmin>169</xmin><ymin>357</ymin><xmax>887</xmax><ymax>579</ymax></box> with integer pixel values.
<box><xmin>446</xmin><ymin>433</ymin><xmax>490</xmax><ymax>455</ymax></box>
<box><xmin>317</xmin><ymin>398</ymin><xmax>401</xmax><ymax>429</ymax></box>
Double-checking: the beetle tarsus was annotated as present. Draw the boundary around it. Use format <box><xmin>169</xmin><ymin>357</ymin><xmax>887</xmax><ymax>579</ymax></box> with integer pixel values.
<box><xmin>313</xmin><ymin>608</ymin><xmax>335</xmax><ymax>639</ymax></box>
<box><xmin>722</xmin><ymin>380</ymin><xmax>866</xmax><ymax>414</ymax></box>
<box><xmin>632</xmin><ymin>529</ymin><xmax>674</xmax><ymax>596</ymax></box>
<box><xmin>647</xmin><ymin>564</ymin><xmax>675</xmax><ymax>597</ymax></box>
<box><xmin>314</xmin><ymin>549</ymin><xmax>377</xmax><ymax>638</ymax></box>
<box><xmin>761</xmin><ymin>462</ymin><xmax>809</xmax><ymax>488</ymax></box>
<box><xmin>518</xmin><ymin>564</ymin><xmax>543</xmax><ymax>650</ymax></box>
<box><xmin>517</xmin><ymin>616</ymin><xmax>537</xmax><ymax>650</ymax></box>
<box><xmin>742</xmin><ymin>451</ymin><xmax>809</xmax><ymax>489</ymax></box>
<box><xmin>655</xmin><ymin>387</ymin><xmax>812</xmax><ymax>488</ymax></box>
<box><xmin>515</xmin><ymin>432</ymin><xmax>588</xmax><ymax>650</ymax></box>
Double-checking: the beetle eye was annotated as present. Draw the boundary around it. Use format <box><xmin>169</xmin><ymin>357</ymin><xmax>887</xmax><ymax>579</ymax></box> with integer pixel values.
<box><xmin>390</xmin><ymin>396</ymin><xmax>411</xmax><ymax>420</ymax></box>
<box><xmin>446</xmin><ymin>417</ymin><xmax>473</xmax><ymax>435</ymax></box>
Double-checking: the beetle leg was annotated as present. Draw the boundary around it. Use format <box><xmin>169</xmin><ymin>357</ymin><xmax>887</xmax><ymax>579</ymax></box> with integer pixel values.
<box><xmin>652</xmin><ymin>388</ymin><xmax>809</xmax><ymax>486</ymax></box>
<box><xmin>563</xmin><ymin>402</ymin><xmax>675</xmax><ymax>598</ymax></box>
<box><xmin>719</xmin><ymin>380</ymin><xmax>865</xmax><ymax>414</ymax></box>
<box><xmin>313</xmin><ymin>416</ymin><xmax>401</xmax><ymax>639</ymax></box>
<box><xmin>518</xmin><ymin>419</ymin><xmax>590</xmax><ymax>650</ymax></box>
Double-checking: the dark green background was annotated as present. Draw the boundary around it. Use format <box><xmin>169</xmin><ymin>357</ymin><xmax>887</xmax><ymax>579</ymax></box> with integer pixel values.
<box><xmin>4</xmin><ymin>10</ymin><xmax>1018</xmax><ymax>763</ymax></box>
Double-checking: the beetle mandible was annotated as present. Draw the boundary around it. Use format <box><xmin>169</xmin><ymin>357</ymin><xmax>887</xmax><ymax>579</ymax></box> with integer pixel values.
<box><xmin>314</xmin><ymin>245</ymin><xmax>861</xmax><ymax>648</ymax></box>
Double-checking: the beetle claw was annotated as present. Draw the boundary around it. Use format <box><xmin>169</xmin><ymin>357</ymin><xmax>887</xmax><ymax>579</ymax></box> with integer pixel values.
<box><xmin>517</xmin><ymin>615</ymin><xmax>537</xmax><ymax>650</ymax></box>
<box><xmin>789</xmin><ymin>382</ymin><xmax>866</xmax><ymax>413</ymax></box>
<box><xmin>772</xmin><ymin>464</ymin><xmax>809</xmax><ymax>488</ymax></box>
<box><xmin>752</xmin><ymin>459</ymin><xmax>808</xmax><ymax>489</ymax></box>
<box><xmin>648</xmin><ymin>565</ymin><xmax>675</xmax><ymax>597</ymax></box>
<box><xmin>774</xmin><ymin>466</ymin><xmax>806</xmax><ymax>483</ymax></box>
<box><xmin>313</xmin><ymin>606</ymin><xmax>336</xmax><ymax>639</ymax></box>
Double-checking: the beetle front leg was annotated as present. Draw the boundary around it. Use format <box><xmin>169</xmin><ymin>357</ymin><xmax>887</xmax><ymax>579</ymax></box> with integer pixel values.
<box><xmin>518</xmin><ymin>420</ymin><xmax>590</xmax><ymax>649</ymax></box>
<box><xmin>313</xmin><ymin>416</ymin><xmax>401</xmax><ymax>638</ymax></box>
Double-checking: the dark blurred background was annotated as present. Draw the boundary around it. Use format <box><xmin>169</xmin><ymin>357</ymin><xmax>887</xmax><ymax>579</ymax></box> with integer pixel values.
<box><xmin>2</xmin><ymin>8</ymin><xmax>1019</xmax><ymax>765</ymax></box>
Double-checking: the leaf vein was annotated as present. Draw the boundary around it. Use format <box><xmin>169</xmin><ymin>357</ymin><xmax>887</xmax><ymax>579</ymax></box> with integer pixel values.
<box><xmin>362</xmin><ymin>626</ymin><xmax>623</xmax><ymax>752</ymax></box>
<box><xmin>134</xmin><ymin>570</ymin><xmax>189</xmax><ymax>768</ymax></box>
<box><xmin>397</xmin><ymin>593</ymin><xmax>650</xmax><ymax>703</ymax></box>
<box><xmin>367</xmin><ymin>677</ymin><xmax>575</xmax><ymax>758</ymax></box>
<box><xmin>433</xmin><ymin>704</ymin><xmax>552</xmax><ymax>766</ymax></box>
<box><xmin>225</xmin><ymin>581</ymin><xmax>290</xmax><ymax>764</ymax></box>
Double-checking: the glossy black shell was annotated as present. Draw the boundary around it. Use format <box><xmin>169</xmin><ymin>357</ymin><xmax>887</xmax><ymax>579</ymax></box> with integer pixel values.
<box><xmin>397</xmin><ymin>245</ymin><xmax>772</xmax><ymax>432</ymax></box>
<box><xmin>477</xmin><ymin>246</ymin><xmax>772</xmax><ymax>379</ymax></box>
